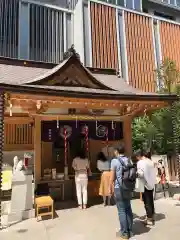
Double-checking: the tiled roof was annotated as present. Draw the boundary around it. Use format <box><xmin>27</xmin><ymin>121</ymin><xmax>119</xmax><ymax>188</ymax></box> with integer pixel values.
<box><xmin>0</xmin><ymin>56</ymin><xmax>159</xmax><ymax>96</ymax></box>
<box><xmin>93</xmin><ymin>74</ymin><xmax>155</xmax><ymax>95</ymax></box>
<box><xmin>0</xmin><ymin>62</ymin><xmax>50</xmax><ymax>85</ymax></box>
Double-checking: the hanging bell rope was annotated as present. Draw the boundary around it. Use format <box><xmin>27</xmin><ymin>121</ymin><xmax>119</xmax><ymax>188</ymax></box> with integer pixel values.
<box><xmin>85</xmin><ymin>126</ymin><xmax>89</xmax><ymax>153</ymax></box>
<box><xmin>76</xmin><ymin>116</ymin><xmax>78</xmax><ymax>128</ymax></box>
<box><xmin>106</xmin><ymin>127</ymin><xmax>109</xmax><ymax>146</ymax></box>
<box><xmin>57</xmin><ymin>116</ymin><xmax>59</xmax><ymax>129</ymax></box>
<box><xmin>64</xmin><ymin>128</ymin><xmax>67</xmax><ymax>166</ymax></box>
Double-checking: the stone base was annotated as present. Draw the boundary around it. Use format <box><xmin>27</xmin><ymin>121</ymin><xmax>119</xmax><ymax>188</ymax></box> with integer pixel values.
<box><xmin>8</xmin><ymin>209</ymin><xmax>35</xmax><ymax>225</ymax></box>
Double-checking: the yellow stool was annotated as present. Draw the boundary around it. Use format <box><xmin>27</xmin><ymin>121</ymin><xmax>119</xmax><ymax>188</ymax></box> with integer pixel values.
<box><xmin>35</xmin><ymin>196</ymin><xmax>54</xmax><ymax>221</ymax></box>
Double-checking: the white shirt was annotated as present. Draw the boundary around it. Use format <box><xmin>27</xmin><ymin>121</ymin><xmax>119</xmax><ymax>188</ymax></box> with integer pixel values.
<box><xmin>97</xmin><ymin>160</ymin><xmax>110</xmax><ymax>172</ymax></box>
<box><xmin>72</xmin><ymin>157</ymin><xmax>89</xmax><ymax>179</ymax></box>
<box><xmin>137</xmin><ymin>157</ymin><xmax>156</xmax><ymax>190</ymax></box>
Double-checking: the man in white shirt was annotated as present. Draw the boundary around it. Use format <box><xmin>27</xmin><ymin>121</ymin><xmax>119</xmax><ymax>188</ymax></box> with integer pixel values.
<box><xmin>135</xmin><ymin>150</ymin><xmax>156</xmax><ymax>226</ymax></box>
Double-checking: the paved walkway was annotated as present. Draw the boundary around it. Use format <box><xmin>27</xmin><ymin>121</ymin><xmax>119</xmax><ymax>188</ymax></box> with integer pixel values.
<box><xmin>1</xmin><ymin>199</ymin><xmax>180</xmax><ymax>240</ymax></box>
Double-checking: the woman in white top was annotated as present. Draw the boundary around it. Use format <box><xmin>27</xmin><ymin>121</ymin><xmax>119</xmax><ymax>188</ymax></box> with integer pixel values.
<box><xmin>72</xmin><ymin>149</ymin><xmax>91</xmax><ymax>209</ymax></box>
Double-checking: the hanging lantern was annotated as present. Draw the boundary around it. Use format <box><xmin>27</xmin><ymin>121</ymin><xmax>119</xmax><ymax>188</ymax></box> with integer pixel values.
<box><xmin>64</xmin><ymin>128</ymin><xmax>67</xmax><ymax>166</ymax></box>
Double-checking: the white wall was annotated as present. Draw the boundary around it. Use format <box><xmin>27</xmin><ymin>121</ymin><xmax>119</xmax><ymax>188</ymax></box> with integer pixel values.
<box><xmin>73</xmin><ymin>0</ymin><xmax>85</xmax><ymax>64</ymax></box>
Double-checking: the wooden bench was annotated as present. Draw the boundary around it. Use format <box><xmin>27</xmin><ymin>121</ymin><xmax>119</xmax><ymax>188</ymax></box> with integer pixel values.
<box><xmin>35</xmin><ymin>196</ymin><xmax>54</xmax><ymax>221</ymax></box>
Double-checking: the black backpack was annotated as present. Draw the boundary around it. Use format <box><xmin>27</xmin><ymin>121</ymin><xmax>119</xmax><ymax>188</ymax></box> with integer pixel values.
<box><xmin>118</xmin><ymin>157</ymin><xmax>137</xmax><ymax>191</ymax></box>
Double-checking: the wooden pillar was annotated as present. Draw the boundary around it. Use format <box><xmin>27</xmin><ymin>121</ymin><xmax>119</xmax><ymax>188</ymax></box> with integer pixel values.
<box><xmin>123</xmin><ymin>117</ymin><xmax>132</xmax><ymax>157</ymax></box>
<box><xmin>34</xmin><ymin>116</ymin><xmax>41</xmax><ymax>184</ymax></box>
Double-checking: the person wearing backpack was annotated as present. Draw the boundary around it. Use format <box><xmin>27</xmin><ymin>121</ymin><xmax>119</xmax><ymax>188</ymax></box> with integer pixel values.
<box><xmin>109</xmin><ymin>146</ymin><xmax>136</xmax><ymax>239</ymax></box>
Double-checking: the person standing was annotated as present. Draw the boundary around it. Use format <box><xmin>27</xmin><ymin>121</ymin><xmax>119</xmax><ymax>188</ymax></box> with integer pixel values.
<box><xmin>109</xmin><ymin>146</ymin><xmax>134</xmax><ymax>239</ymax></box>
<box><xmin>135</xmin><ymin>149</ymin><xmax>156</xmax><ymax>226</ymax></box>
<box><xmin>72</xmin><ymin>149</ymin><xmax>91</xmax><ymax>209</ymax></box>
<box><xmin>97</xmin><ymin>152</ymin><xmax>111</xmax><ymax>206</ymax></box>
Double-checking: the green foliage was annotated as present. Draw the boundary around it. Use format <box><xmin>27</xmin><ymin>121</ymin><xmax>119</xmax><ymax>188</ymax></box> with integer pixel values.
<box><xmin>132</xmin><ymin>116</ymin><xmax>157</xmax><ymax>151</ymax></box>
<box><xmin>156</xmin><ymin>57</ymin><xmax>180</xmax><ymax>94</ymax></box>
<box><xmin>132</xmin><ymin>58</ymin><xmax>180</xmax><ymax>154</ymax></box>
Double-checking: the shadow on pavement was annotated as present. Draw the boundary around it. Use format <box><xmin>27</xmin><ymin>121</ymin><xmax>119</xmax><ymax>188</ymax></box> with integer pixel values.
<box><xmin>154</xmin><ymin>213</ymin><xmax>166</xmax><ymax>221</ymax></box>
<box><xmin>54</xmin><ymin>197</ymin><xmax>110</xmax><ymax>210</ymax></box>
<box><xmin>134</xmin><ymin>212</ymin><xmax>165</xmax><ymax>222</ymax></box>
<box><xmin>41</xmin><ymin>211</ymin><xmax>59</xmax><ymax>221</ymax></box>
<box><xmin>16</xmin><ymin>229</ymin><xmax>28</xmax><ymax>234</ymax></box>
<box><xmin>133</xmin><ymin>220</ymin><xmax>151</xmax><ymax>235</ymax></box>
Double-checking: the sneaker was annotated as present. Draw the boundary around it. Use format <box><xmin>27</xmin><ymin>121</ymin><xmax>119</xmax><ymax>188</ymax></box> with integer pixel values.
<box><xmin>144</xmin><ymin>218</ymin><xmax>155</xmax><ymax>226</ymax></box>
<box><xmin>120</xmin><ymin>235</ymin><xmax>129</xmax><ymax>239</ymax></box>
<box><xmin>116</xmin><ymin>231</ymin><xmax>129</xmax><ymax>239</ymax></box>
<box><xmin>139</xmin><ymin>215</ymin><xmax>147</xmax><ymax>221</ymax></box>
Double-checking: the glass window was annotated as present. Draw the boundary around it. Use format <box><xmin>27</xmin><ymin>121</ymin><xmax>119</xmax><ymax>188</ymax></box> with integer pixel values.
<box><xmin>154</xmin><ymin>11</ymin><xmax>174</xmax><ymax>20</ymax></box>
<box><xmin>116</xmin><ymin>0</ymin><xmax>125</xmax><ymax>6</ymax></box>
<box><xmin>108</xmin><ymin>0</ymin><xmax>116</xmax><ymax>4</ymax></box>
<box><xmin>19</xmin><ymin>2</ymin><xmax>29</xmax><ymax>59</ymax></box>
<box><xmin>0</xmin><ymin>0</ymin><xmax>19</xmax><ymax>58</ymax></box>
<box><xmin>134</xmin><ymin>0</ymin><xmax>142</xmax><ymax>10</ymax></box>
<box><xmin>177</xmin><ymin>0</ymin><xmax>180</xmax><ymax>6</ymax></box>
<box><xmin>29</xmin><ymin>4</ymin><xmax>64</xmax><ymax>63</ymax></box>
<box><xmin>126</xmin><ymin>0</ymin><xmax>133</xmax><ymax>9</ymax></box>
<box><xmin>170</xmin><ymin>0</ymin><xmax>175</xmax><ymax>4</ymax></box>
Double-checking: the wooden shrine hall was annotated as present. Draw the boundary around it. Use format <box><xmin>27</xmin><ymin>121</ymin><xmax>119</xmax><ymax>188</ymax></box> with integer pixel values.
<box><xmin>0</xmin><ymin>46</ymin><xmax>177</xmax><ymax>200</ymax></box>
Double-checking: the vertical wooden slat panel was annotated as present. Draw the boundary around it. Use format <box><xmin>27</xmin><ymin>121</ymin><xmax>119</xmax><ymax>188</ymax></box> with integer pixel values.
<box><xmin>98</xmin><ymin>4</ymin><xmax>104</xmax><ymax>68</ymax></box>
<box><xmin>125</xmin><ymin>12</ymin><xmax>156</xmax><ymax>92</ymax></box>
<box><xmin>90</xmin><ymin>2</ymin><xmax>118</xmax><ymax>70</ymax></box>
<box><xmin>90</xmin><ymin>3</ymin><xmax>97</xmax><ymax>68</ymax></box>
<box><xmin>4</xmin><ymin>123</ymin><xmax>33</xmax><ymax>150</ymax></box>
<box><xmin>11</xmin><ymin>124</ymin><xmax>14</xmax><ymax>144</ymax></box>
<box><xmin>26</xmin><ymin>124</ymin><xmax>29</xmax><ymax>144</ymax></box>
<box><xmin>101</xmin><ymin>4</ymin><xmax>106</xmax><ymax>68</ymax></box>
<box><xmin>111</xmin><ymin>7</ymin><xmax>118</xmax><ymax>69</ymax></box>
<box><xmin>94</xmin><ymin>3</ymin><xmax>100</xmax><ymax>68</ymax></box>
<box><xmin>160</xmin><ymin>21</ymin><xmax>180</xmax><ymax>78</ymax></box>
<box><xmin>105</xmin><ymin>6</ymin><xmax>111</xmax><ymax>68</ymax></box>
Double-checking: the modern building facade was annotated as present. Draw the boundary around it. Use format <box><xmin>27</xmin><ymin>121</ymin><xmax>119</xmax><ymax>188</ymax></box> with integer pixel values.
<box><xmin>1</xmin><ymin>0</ymin><xmax>180</xmax><ymax>92</ymax></box>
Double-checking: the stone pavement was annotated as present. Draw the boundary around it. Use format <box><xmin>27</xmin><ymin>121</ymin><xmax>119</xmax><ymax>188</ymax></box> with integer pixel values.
<box><xmin>1</xmin><ymin>198</ymin><xmax>180</xmax><ymax>240</ymax></box>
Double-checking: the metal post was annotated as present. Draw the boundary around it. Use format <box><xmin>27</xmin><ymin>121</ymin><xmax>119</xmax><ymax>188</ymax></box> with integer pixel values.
<box><xmin>171</xmin><ymin>101</ymin><xmax>180</xmax><ymax>184</ymax></box>
<box><xmin>0</xmin><ymin>92</ymin><xmax>5</xmax><ymax>229</ymax></box>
